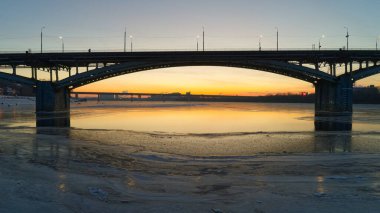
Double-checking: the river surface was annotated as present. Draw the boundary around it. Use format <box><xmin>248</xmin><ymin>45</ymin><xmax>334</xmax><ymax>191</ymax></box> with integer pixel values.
<box><xmin>1</xmin><ymin>100</ymin><xmax>380</xmax><ymax>212</ymax></box>
<box><xmin>2</xmin><ymin>101</ymin><xmax>380</xmax><ymax>133</ymax></box>
<box><xmin>1</xmin><ymin>101</ymin><xmax>380</xmax><ymax>155</ymax></box>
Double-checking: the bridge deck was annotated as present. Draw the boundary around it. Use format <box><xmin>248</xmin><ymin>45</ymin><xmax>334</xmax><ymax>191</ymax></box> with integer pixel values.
<box><xmin>1</xmin><ymin>50</ymin><xmax>380</xmax><ymax>67</ymax></box>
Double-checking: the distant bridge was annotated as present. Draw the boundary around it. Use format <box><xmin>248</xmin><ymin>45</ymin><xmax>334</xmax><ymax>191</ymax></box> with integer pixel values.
<box><xmin>1</xmin><ymin>50</ymin><xmax>380</xmax><ymax>128</ymax></box>
<box><xmin>71</xmin><ymin>91</ymin><xmax>305</xmax><ymax>102</ymax></box>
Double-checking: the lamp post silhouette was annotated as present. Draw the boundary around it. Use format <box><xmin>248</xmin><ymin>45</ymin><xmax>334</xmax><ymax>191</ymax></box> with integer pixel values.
<box><xmin>259</xmin><ymin>35</ymin><xmax>263</xmax><ymax>51</ymax></box>
<box><xmin>275</xmin><ymin>27</ymin><xmax>279</xmax><ymax>51</ymax></box>
<box><xmin>40</xmin><ymin>26</ymin><xmax>45</xmax><ymax>53</ymax></box>
<box><xmin>129</xmin><ymin>35</ymin><xmax>133</xmax><ymax>52</ymax></box>
<box><xmin>344</xmin><ymin>26</ymin><xmax>349</xmax><ymax>50</ymax></box>
<box><xmin>124</xmin><ymin>27</ymin><xmax>127</xmax><ymax>52</ymax></box>
<box><xmin>202</xmin><ymin>26</ymin><xmax>205</xmax><ymax>52</ymax></box>
<box><xmin>196</xmin><ymin>35</ymin><xmax>200</xmax><ymax>51</ymax></box>
<box><xmin>319</xmin><ymin>35</ymin><xmax>325</xmax><ymax>51</ymax></box>
<box><xmin>59</xmin><ymin>36</ymin><xmax>64</xmax><ymax>53</ymax></box>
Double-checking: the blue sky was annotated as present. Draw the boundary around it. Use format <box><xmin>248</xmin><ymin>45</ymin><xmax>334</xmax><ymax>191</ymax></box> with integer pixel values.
<box><xmin>0</xmin><ymin>0</ymin><xmax>379</xmax><ymax>94</ymax></box>
<box><xmin>1</xmin><ymin>0</ymin><xmax>379</xmax><ymax>51</ymax></box>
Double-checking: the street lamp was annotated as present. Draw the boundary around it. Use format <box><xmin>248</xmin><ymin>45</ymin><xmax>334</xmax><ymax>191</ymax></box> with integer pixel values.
<box><xmin>202</xmin><ymin>26</ymin><xmax>205</xmax><ymax>52</ymax></box>
<box><xmin>259</xmin><ymin>35</ymin><xmax>263</xmax><ymax>51</ymax></box>
<box><xmin>275</xmin><ymin>27</ymin><xmax>279</xmax><ymax>51</ymax></box>
<box><xmin>196</xmin><ymin>35</ymin><xmax>200</xmax><ymax>51</ymax></box>
<box><xmin>319</xmin><ymin>34</ymin><xmax>325</xmax><ymax>51</ymax></box>
<box><xmin>59</xmin><ymin>36</ymin><xmax>64</xmax><ymax>53</ymax></box>
<box><xmin>344</xmin><ymin>26</ymin><xmax>349</xmax><ymax>50</ymax></box>
<box><xmin>40</xmin><ymin>26</ymin><xmax>45</xmax><ymax>53</ymax></box>
<box><xmin>124</xmin><ymin>27</ymin><xmax>127</xmax><ymax>52</ymax></box>
<box><xmin>129</xmin><ymin>35</ymin><xmax>133</xmax><ymax>52</ymax></box>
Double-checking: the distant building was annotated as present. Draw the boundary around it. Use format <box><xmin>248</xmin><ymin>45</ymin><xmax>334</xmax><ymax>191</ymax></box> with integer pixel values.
<box><xmin>169</xmin><ymin>92</ymin><xmax>181</xmax><ymax>95</ymax></box>
<box><xmin>353</xmin><ymin>85</ymin><xmax>380</xmax><ymax>104</ymax></box>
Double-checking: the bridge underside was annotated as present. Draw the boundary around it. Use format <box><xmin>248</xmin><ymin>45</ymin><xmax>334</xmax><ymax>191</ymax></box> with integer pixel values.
<box><xmin>0</xmin><ymin>72</ymin><xmax>36</xmax><ymax>86</ymax></box>
<box><xmin>57</xmin><ymin>60</ymin><xmax>336</xmax><ymax>89</ymax></box>
<box><xmin>351</xmin><ymin>65</ymin><xmax>380</xmax><ymax>81</ymax></box>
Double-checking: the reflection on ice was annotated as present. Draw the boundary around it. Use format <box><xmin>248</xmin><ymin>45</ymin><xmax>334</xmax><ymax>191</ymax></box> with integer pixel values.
<box><xmin>0</xmin><ymin>128</ymin><xmax>379</xmax><ymax>167</ymax></box>
<box><xmin>314</xmin><ymin>132</ymin><xmax>352</xmax><ymax>153</ymax></box>
<box><xmin>316</xmin><ymin>176</ymin><xmax>326</xmax><ymax>195</ymax></box>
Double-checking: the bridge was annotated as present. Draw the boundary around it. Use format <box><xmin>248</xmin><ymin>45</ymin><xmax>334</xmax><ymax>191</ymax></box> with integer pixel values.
<box><xmin>1</xmin><ymin>50</ymin><xmax>380</xmax><ymax>128</ymax></box>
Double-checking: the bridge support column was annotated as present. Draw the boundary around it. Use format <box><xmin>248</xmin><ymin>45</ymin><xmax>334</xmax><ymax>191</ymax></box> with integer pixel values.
<box><xmin>314</xmin><ymin>76</ymin><xmax>353</xmax><ymax>131</ymax></box>
<box><xmin>12</xmin><ymin>65</ymin><xmax>16</xmax><ymax>75</ymax></box>
<box><xmin>36</xmin><ymin>82</ymin><xmax>70</xmax><ymax>127</ymax></box>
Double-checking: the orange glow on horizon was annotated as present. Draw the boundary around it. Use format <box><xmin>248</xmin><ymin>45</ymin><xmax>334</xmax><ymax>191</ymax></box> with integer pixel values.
<box><xmin>74</xmin><ymin>66</ymin><xmax>316</xmax><ymax>96</ymax></box>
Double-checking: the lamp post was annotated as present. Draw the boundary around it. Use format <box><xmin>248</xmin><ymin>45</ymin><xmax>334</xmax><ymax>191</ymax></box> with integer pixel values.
<box><xmin>259</xmin><ymin>35</ymin><xmax>263</xmax><ymax>51</ymax></box>
<box><xmin>344</xmin><ymin>26</ymin><xmax>349</xmax><ymax>50</ymax></box>
<box><xmin>40</xmin><ymin>26</ymin><xmax>45</xmax><ymax>53</ymax></box>
<box><xmin>196</xmin><ymin>35</ymin><xmax>200</xmax><ymax>51</ymax></box>
<box><xmin>129</xmin><ymin>35</ymin><xmax>133</xmax><ymax>52</ymax></box>
<box><xmin>319</xmin><ymin>34</ymin><xmax>325</xmax><ymax>51</ymax></box>
<box><xmin>59</xmin><ymin>36</ymin><xmax>64</xmax><ymax>53</ymax></box>
<box><xmin>275</xmin><ymin>27</ymin><xmax>278</xmax><ymax>51</ymax></box>
<box><xmin>202</xmin><ymin>26</ymin><xmax>205</xmax><ymax>52</ymax></box>
<box><xmin>124</xmin><ymin>27</ymin><xmax>127</xmax><ymax>52</ymax></box>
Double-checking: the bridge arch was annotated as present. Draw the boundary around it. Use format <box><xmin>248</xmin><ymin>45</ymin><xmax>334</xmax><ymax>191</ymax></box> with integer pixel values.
<box><xmin>57</xmin><ymin>60</ymin><xmax>337</xmax><ymax>89</ymax></box>
<box><xmin>348</xmin><ymin>65</ymin><xmax>380</xmax><ymax>82</ymax></box>
<box><xmin>0</xmin><ymin>72</ymin><xmax>37</xmax><ymax>86</ymax></box>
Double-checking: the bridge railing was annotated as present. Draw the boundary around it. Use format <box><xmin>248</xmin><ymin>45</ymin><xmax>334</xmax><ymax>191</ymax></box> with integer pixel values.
<box><xmin>0</xmin><ymin>48</ymin><xmax>379</xmax><ymax>54</ymax></box>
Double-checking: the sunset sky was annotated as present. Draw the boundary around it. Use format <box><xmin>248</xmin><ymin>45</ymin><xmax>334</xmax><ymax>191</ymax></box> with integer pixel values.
<box><xmin>1</xmin><ymin>0</ymin><xmax>379</xmax><ymax>95</ymax></box>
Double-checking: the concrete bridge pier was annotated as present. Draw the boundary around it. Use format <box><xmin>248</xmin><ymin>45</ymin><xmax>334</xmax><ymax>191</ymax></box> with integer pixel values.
<box><xmin>36</xmin><ymin>82</ymin><xmax>70</xmax><ymax>127</ymax></box>
<box><xmin>314</xmin><ymin>76</ymin><xmax>353</xmax><ymax>131</ymax></box>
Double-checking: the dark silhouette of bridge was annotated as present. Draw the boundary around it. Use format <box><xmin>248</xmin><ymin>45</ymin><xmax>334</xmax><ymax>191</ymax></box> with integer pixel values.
<box><xmin>1</xmin><ymin>50</ymin><xmax>380</xmax><ymax>129</ymax></box>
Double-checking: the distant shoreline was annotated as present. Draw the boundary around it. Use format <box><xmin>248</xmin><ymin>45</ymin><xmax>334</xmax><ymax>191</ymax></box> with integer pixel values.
<box><xmin>1</xmin><ymin>95</ymin><xmax>380</xmax><ymax>105</ymax></box>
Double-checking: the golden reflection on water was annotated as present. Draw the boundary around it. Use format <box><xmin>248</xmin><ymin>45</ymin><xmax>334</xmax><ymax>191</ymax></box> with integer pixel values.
<box><xmin>57</xmin><ymin>173</ymin><xmax>67</xmax><ymax>192</ymax></box>
<box><xmin>316</xmin><ymin>176</ymin><xmax>326</xmax><ymax>194</ymax></box>
<box><xmin>58</xmin><ymin>183</ymin><xmax>66</xmax><ymax>192</ymax></box>
<box><xmin>126</xmin><ymin>176</ymin><xmax>136</xmax><ymax>187</ymax></box>
<box><xmin>72</xmin><ymin>102</ymin><xmax>314</xmax><ymax>133</ymax></box>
